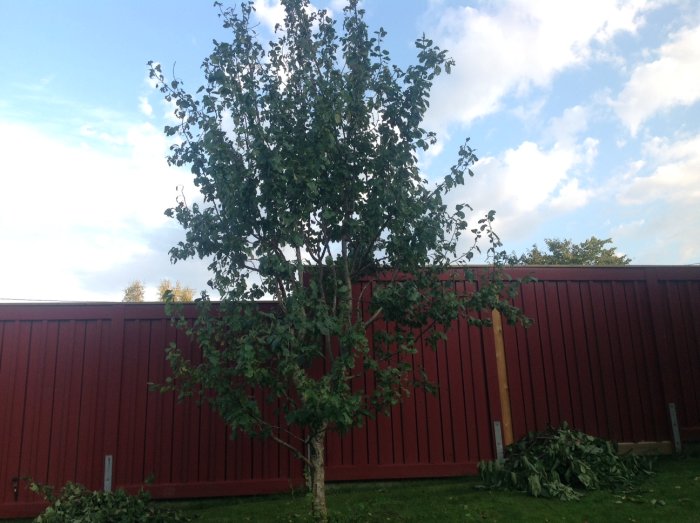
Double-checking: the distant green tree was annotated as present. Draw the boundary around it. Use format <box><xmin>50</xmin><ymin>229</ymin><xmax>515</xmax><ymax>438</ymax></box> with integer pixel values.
<box><xmin>122</xmin><ymin>280</ymin><xmax>145</xmax><ymax>302</ymax></box>
<box><xmin>158</xmin><ymin>279</ymin><xmax>195</xmax><ymax>302</ymax></box>
<box><xmin>510</xmin><ymin>237</ymin><xmax>631</xmax><ymax>266</ymax></box>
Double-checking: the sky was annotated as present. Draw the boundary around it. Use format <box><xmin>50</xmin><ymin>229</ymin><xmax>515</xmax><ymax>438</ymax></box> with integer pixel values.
<box><xmin>1</xmin><ymin>0</ymin><xmax>699</xmax><ymax>302</ymax></box>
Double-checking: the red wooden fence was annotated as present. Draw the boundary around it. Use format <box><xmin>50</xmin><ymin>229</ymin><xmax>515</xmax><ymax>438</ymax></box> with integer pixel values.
<box><xmin>498</xmin><ymin>266</ymin><xmax>700</xmax><ymax>444</ymax></box>
<box><xmin>0</xmin><ymin>305</ymin><xmax>305</xmax><ymax>518</ymax></box>
<box><xmin>0</xmin><ymin>266</ymin><xmax>698</xmax><ymax>518</ymax></box>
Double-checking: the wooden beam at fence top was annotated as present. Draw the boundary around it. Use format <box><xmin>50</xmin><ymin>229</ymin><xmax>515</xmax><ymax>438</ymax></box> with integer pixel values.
<box><xmin>491</xmin><ymin>309</ymin><xmax>513</xmax><ymax>446</ymax></box>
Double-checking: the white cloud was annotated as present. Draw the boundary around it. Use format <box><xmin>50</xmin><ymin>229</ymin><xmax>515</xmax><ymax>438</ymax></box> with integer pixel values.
<box><xmin>481</xmin><ymin>103</ymin><xmax>598</xmax><ymax>215</ymax></box>
<box><xmin>550</xmin><ymin>179</ymin><xmax>593</xmax><ymax>210</ymax></box>
<box><xmin>496</xmin><ymin>141</ymin><xmax>578</xmax><ymax>212</ymax></box>
<box><xmin>424</xmin><ymin>0</ymin><xmax>660</xmax><ymax>131</ymax></box>
<box><xmin>441</xmin><ymin>100</ymin><xmax>600</xmax><ymax>247</ymax></box>
<box><xmin>547</xmin><ymin>105</ymin><xmax>589</xmax><ymax>146</ymax></box>
<box><xmin>511</xmin><ymin>98</ymin><xmax>546</xmax><ymax>123</ymax></box>
<box><xmin>253</xmin><ymin>0</ymin><xmax>286</xmax><ymax>32</ymax></box>
<box><xmin>0</xmin><ymin>118</ymin><xmax>197</xmax><ymax>300</ymax></box>
<box><xmin>139</xmin><ymin>96</ymin><xmax>153</xmax><ymax>117</ymax></box>
<box><xmin>448</xmin><ymin>139</ymin><xmax>583</xmax><ymax>219</ymax></box>
<box><xmin>613</xmin><ymin>218</ymin><xmax>646</xmax><ymax>234</ymax></box>
<box><xmin>613</xmin><ymin>24</ymin><xmax>700</xmax><ymax>135</ymax></box>
<box><xmin>328</xmin><ymin>0</ymin><xmax>346</xmax><ymax>15</ymax></box>
<box><xmin>619</xmin><ymin>134</ymin><xmax>700</xmax><ymax>204</ymax></box>
<box><xmin>582</xmin><ymin>137</ymin><xmax>600</xmax><ymax>168</ymax></box>
<box><xmin>252</xmin><ymin>0</ymin><xmax>330</xmax><ymax>35</ymax></box>
<box><xmin>614</xmin><ymin>133</ymin><xmax>700</xmax><ymax>263</ymax></box>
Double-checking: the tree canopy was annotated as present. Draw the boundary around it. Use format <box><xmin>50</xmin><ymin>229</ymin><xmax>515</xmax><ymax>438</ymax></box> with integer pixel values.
<box><xmin>510</xmin><ymin>237</ymin><xmax>631</xmax><ymax>266</ymax></box>
<box><xmin>158</xmin><ymin>279</ymin><xmax>195</xmax><ymax>302</ymax></box>
<box><xmin>150</xmin><ymin>1</ymin><xmax>526</xmax><ymax>519</ymax></box>
<box><xmin>122</xmin><ymin>279</ymin><xmax>195</xmax><ymax>302</ymax></box>
<box><xmin>122</xmin><ymin>280</ymin><xmax>145</xmax><ymax>302</ymax></box>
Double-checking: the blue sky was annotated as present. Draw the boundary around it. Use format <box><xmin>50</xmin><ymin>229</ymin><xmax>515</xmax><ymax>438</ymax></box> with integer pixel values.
<box><xmin>1</xmin><ymin>0</ymin><xmax>699</xmax><ymax>301</ymax></box>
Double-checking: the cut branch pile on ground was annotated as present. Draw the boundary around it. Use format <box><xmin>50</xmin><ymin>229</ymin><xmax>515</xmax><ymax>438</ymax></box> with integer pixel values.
<box><xmin>479</xmin><ymin>422</ymin><xmax>653</xmax><ymax>500</ymax></box>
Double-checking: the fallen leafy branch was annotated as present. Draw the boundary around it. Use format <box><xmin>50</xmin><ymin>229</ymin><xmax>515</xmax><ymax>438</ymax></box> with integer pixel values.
<box><xmin>479</xmin><ymin>422</ymin><xmax>653</xmax><ymax>500</ymax></box>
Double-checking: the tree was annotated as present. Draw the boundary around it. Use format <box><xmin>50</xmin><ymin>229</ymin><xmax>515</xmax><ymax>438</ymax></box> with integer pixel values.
<box><xmin>510</xmin><ymin>237</ymin><xmax>631</xmax><ymax>266</ymax></box>
<box><xmin>122</xmin><ymin>280</ymin><xmax>145</xmax><ymax>302</ymax></box>
<box><xmin>158</xmin><ymin>279</ymin><xmax>195</xmax><ymax>302</ymax></box>
<box><xmin>149</xmin><ymin>1</ymin><xmax>526</xmax><ymax>519</ymax></box>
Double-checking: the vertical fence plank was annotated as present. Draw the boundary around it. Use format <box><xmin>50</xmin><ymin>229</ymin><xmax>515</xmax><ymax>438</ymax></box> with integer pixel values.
<box><xmin>448</xmin><ymin>310</ymin><xmax>470</xmax><ymax>462</ymax></box>
<box><xmin>144</xmin><ymin>318</ymin><xmax>164</xmax><ymax>484</ymax></box>
<box><xmin>556</xmin><ymin>282</ymin><xmax>584</xmax><ymax>430</ymax></box>
<box><xmin>424</xmin><ymin>329</ymin><xmax>445</xmax><ymax>464</ymax></box>
<box><xmin>567</xmin><ymin>281</ymin><xmax>598</xmax><ymax>435</ymax></box>
<box><xmin>626</xmin><ymin>282</ymin><xmax>664</xmax><ymax>441</ymax></box>
<box><xmin>436</xmin><ymin>324</ymin><xmax>455</xmax><ymax>463</ymax></box>
<box><xmin>116</xmin><ymin>319</ymin><xmax>138</xmax><ymax>486</ymax></box>
<box><xmin>468</xmin><ymin>312</ymin><xmax>492</xmax><ymax>460</ymax></box>
<box><xmin>76</xmin><ymin>320</ymin><xmax>105</xmax><ymax>490</ymax></box>
<box><xmin>680</xmin><ymin>280</ymin><xmax>700</xmax><ymax>432</ymax></box>
<box><xmin>664</xmin><ymin>281</ymin><xmax>700</xmax><ymax>430</ymax></box>
<box><xmin>645</xmin><ymin>273</ymin><xmax>676</xmax><ymax>409</ymax></box>
<box><xmin>0</xmin><ymin>321</ymin><xmax>24</xmax><ymax>505</ymax></box>
<box><xmin>601</xmin><ymin>282</ymin><xmax>632</xmax><ymax>441</ymax></box>
<box><xmin>610</xmin><ymin>282</ymin><xmax>644</xmax><ymax>442</ymax></box>
<box><xmin>49</xmin><ymin>321</ymin><xmax>85</xmax><ymax>488</ymax></box>
<box><xmin>582</xmin><ymin>281</ymin><xmax>615</xmax><ymax>438</ymax></box>
<box><xmin>533</xmin><ymin>282</ymin><xmax>559</xmax><ymax>427</ymax></box>
<box><xmin>547</xmin><ymin>282</ymin><xmax>574</xmax><ymax>427</ymax></box>
<box><xmin>19</xmin><ymin>321</ymin><xmax>53</xmax><ymax>490</ymax></box>
<box><xmin>399</xmin><ymin>326</ymin><xmax>419</xmax><ymax>465</ymax></box>
<box><xmin>522</xmin><ymin>282</ymin><xmax>548</xmax><ymax>431</ymax></box>
<box><xmin>104</xmin><ymin>307</ymin><xmax>125</xmax><ymax>488</ymax></box>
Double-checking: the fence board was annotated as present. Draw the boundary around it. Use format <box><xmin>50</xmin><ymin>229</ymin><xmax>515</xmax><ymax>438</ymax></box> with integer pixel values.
<box><xmin>0</xmin><ymin>322</ymin><xmax>31</xmax><ymax>505</ymax></box>
<box><xmin>447</xmin><ymin>314</ymin><xmax>469</xmax><ymax>462</ymax></box>
<box><xmin>615</xmin><ymin>282</ymin><xmax>644</xmax><ymax>442</ymax></box>
<box><xmin>555</xmin><ymin>283</ymin><xmax>580</xmax><ymax>429</ymax></box>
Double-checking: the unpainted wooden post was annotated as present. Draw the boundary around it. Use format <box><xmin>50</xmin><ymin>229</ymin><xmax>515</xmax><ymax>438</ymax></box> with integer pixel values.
<box><xmin>492</xmin><ymin>309</ymin><xmax>514</xmax><ymax>446</ymax></box>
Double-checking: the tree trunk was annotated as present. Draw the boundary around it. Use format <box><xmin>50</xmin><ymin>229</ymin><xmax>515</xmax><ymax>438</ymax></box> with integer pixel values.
<box><xmin>308</xmin><ymin>425</ymin><xmax>328</xmax><ymax>521</ymax></box>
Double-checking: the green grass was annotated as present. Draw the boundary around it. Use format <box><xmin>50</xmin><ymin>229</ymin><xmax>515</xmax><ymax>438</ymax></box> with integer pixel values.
<box><xmin>159</xmin><ymin>449</ymin><xmax>700</xmax><ymax>522</ymax></box>
<box><xmin>9</xmin><ymin>448</ymin><xmax>700</xmax><ymax>522</ymax></box>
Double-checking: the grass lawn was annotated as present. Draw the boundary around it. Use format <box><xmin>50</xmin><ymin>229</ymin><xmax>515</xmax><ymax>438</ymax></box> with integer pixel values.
<box><xmin>160</xmin><ymin>449</ymin><xmax>700</xmax><ymax>522</ymax></box>
<box><xmin>9</xmin><ymin>447</ymin><xmax>699</xmax><ymax>522</ymax></box>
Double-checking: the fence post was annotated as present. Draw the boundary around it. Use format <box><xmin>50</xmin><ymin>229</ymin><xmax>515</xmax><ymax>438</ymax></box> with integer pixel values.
<box><xmin>491</xmin><ymin>309</ymin><xmax>513</xmax><ymax>446</ymax></box>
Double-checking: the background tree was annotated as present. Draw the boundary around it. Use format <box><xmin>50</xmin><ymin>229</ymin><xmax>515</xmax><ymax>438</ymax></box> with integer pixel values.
<box><xmin>122</xmin><ymin>280</ymin><xmax>145</xmax><ymax>302</ymax></box>
<box><xmin>158</xmin><ymin>279</ymin><xmax>195</xmax><ymax>302</ymax></box>
<box><xmin>150</xmin><ymin>1</ymin><xmax>527</xmax><ymax>519</ymax></box>
<box><xmin>510</xmin><ymin>237</ymin><xmax>631</xmax><ymax>266</ymax></box>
